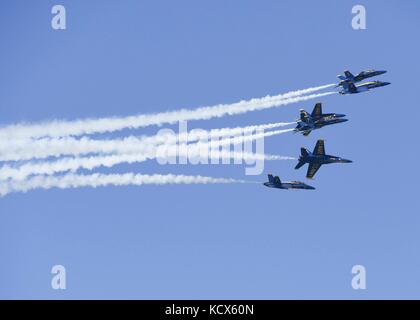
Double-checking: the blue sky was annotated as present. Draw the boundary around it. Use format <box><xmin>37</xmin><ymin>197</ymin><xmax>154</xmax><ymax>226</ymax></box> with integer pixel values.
<box><xmin>1</xmin><ymin>0</ymin><xmax>420</xmax><ymax>299</ymax></box>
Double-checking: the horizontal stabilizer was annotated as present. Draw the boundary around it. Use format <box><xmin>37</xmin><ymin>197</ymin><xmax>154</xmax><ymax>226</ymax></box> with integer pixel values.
<box><xmin>295</xmin><ymin>160</ymin><xmax>305</xmax><ymax>170</ymax></box>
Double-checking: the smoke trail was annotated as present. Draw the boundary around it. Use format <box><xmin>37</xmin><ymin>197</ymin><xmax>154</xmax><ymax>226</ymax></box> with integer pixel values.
<box><xmin>0</xmin><ymin>173</ymin><xmax>249</xmax><ymax>197</ymax></box>
<box><xmin>0</xmin><ymin>121</ymin><xmax>295</xmax><ymax>161</ymax></box>
<box><xmin>0</xmin><ymin>129</ymin><xmax>295</xmax><ymax>180</ymax></box>
<box><xmin>0</xmin><ymin>87</ymin><xmax>335</xmax><ymax>140</ymax></box>
<box><xmin>199</xmin><ymin>128</ymin><xmax>295</xmax><ymax>147</ymax></box>
<box><xmin>0</xmin><ymin>152</ymin><xmax>292</xmax><ymax>181</ymax></box>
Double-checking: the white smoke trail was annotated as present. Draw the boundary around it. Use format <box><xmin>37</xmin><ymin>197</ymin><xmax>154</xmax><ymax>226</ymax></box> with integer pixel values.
<box><xmin>0</xmin><ymin>87</ymin><xmax>335</xmax><ymax>140</ymax></box>
<box><xmin>0</xmin><ymin>129</ymin><xmax>295</xmax><ymax>180</ymax></box>
<box><xmin>0</xmin><ymin>173</ymin><xmax>248</xmax><ymax>197</ymax></box>
<box><xmin>0</xmin><ymin>122</ymin><xmax>295</xmax><ymax>161</ymax></box>
<box><xmin>0</xmin><ymin>151</ymin><xmax>291</xmax><ymax>181</ymax></box>
<box><xmin>205</xmin><ymin>128</ymin><xmax>294</xmax><ymax>148</ymax></box>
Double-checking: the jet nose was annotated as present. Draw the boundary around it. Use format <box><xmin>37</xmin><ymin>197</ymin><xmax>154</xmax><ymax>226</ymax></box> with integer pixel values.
<box><xmin>335</xmin><ymin>114</ymin><xmax>346</xmax><ymax>118</ymax></box>
<box><xmin>378</xmin><ymin>70</ymin><xmax>387</xmax><ymax>75</ymax></box>
<box><xmin>336</xmin><ymin>118</ymin><xmax>348</xmax><ymax>123</ymax></box>
<box><xmin>382</xmin><ymin>82</ymin><xmax>391</xmax><ymax>86</ymax></box>
<box><xmin>344</xmin><ymin>159</ymin><xmax>353</xmax><ymax>163</ymax></box>
<box><xmin>336</xmin><ymin>119</ymin><xmax>349</xmax><ymax>124</ymax></box>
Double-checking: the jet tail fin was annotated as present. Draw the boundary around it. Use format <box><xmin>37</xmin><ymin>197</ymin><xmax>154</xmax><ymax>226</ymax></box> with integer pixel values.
<box><xmin>300</xmin><ymin>148</ymin><xmax>310</xmax><ymax>157</ymax></box>
<box><xmin>268</xmin><ymin>174</ymin><xmax>274</xmax><ymax>183</ymax></box>
<box><xmin>344</xmin><ymin>70</ymin><xmax>354</xmax><ymax>79</ymax></box>
<box><xmin>300</xmin><ymin>109</ymin><xmax>309</xmax><ymax>121</ymax></box>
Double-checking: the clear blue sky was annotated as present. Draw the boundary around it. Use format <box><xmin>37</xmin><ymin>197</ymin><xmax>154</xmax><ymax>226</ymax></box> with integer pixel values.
<box><xmin>1</xmin><ymin>0</ymin><xmax>419</xmax><ymax>299</ymax></box>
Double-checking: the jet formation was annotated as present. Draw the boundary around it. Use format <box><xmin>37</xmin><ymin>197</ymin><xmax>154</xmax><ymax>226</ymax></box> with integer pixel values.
<box><xmin>264</xmin><ymin>69</ymin><xmax>389</xmax><ymax>190</ymax></box>
<box><xmin>336</xmin><ymin>69</ymin><xmax>390</xmax><ymax>95</ymax></box>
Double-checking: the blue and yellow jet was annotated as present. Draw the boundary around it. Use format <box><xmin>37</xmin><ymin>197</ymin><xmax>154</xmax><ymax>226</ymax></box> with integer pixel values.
<box><xmin>295</xmin><ymin>139</ymin><xmax>352</xmax><ymax>179</ymax></box>
<box><xmin>336</xmin><ymin>69</ymin><xmax>387</xmax><ymax>87</ymax></box>
<box><xmin>263</xmin><ymin>174</ymin><xmax>315</xmax><ymax>190</ymax></box>
<box><xmin>339</xmin><ymin>80</ymin><xmax>390</xmax><ymax>95</ymax></box>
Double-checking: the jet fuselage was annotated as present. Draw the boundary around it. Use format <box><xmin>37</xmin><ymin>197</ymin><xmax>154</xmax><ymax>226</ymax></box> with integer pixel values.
<box><xmin>263</xmin><ymin>181</ymin><xmax>315</xmax><ymax>190</ymax></box>
<box><xmin>339</xmin><ymin>80</ymin><xmax>390</xmax><ymax>95</ymax></box>
<box><xmin>263</xmin><ymin>174</ymin><xmax>315</xmax><ymax>190</ymax></box>
<box><xmin>295</xmin><ymin>117</ymin><xmax>348</xmax><ymax>135</ymax></box>
<box><xmin>299</xmin><ymin>153</ymin><xmax>353</xmax><ymax>165</ymax></box>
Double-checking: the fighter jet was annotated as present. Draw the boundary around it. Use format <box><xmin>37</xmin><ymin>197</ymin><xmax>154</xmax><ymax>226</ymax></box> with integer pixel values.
<box><xmin>295</xmin><ymin>139</ymin><xmax>352</xmax><ymax>179</ymax></box>
<box><xmin>339</xmin><ymin>80</ymin><xmax>391</xmax><ymax>95</ymax></box>
<box><xmin>263</xmin><ymin>174</ymin><xmax>315</xmax><ymax>190</ymax></box>
<box><xmin>294</xmin><ymin>102</ymin><xmax>348</xmax><ymax>136</ymax></box>
<box><xmin>336</xmin><ymin>69</ymin><xmax>387</xmax><ymax>87</ymax></box>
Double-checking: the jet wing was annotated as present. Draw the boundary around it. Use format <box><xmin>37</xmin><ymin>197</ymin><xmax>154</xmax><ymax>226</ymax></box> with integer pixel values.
<box><xmin>311</xmin><ymin>103</ymin><xmax>322</xmax><ymax>118</ymax></box>
<box><xmin>306</xmin><ymin>163</ymin><xmax>322</xmax><ymax>179</ymax></box>
<box><xmin>313</xmin><ymin>139</ymin><xmax>325</xmax><ymax>155</ymax></box>
<box><xmin>303</xmin><ymin>130</ymin><xmax>311</xmax><ymax>136</ymax></box>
